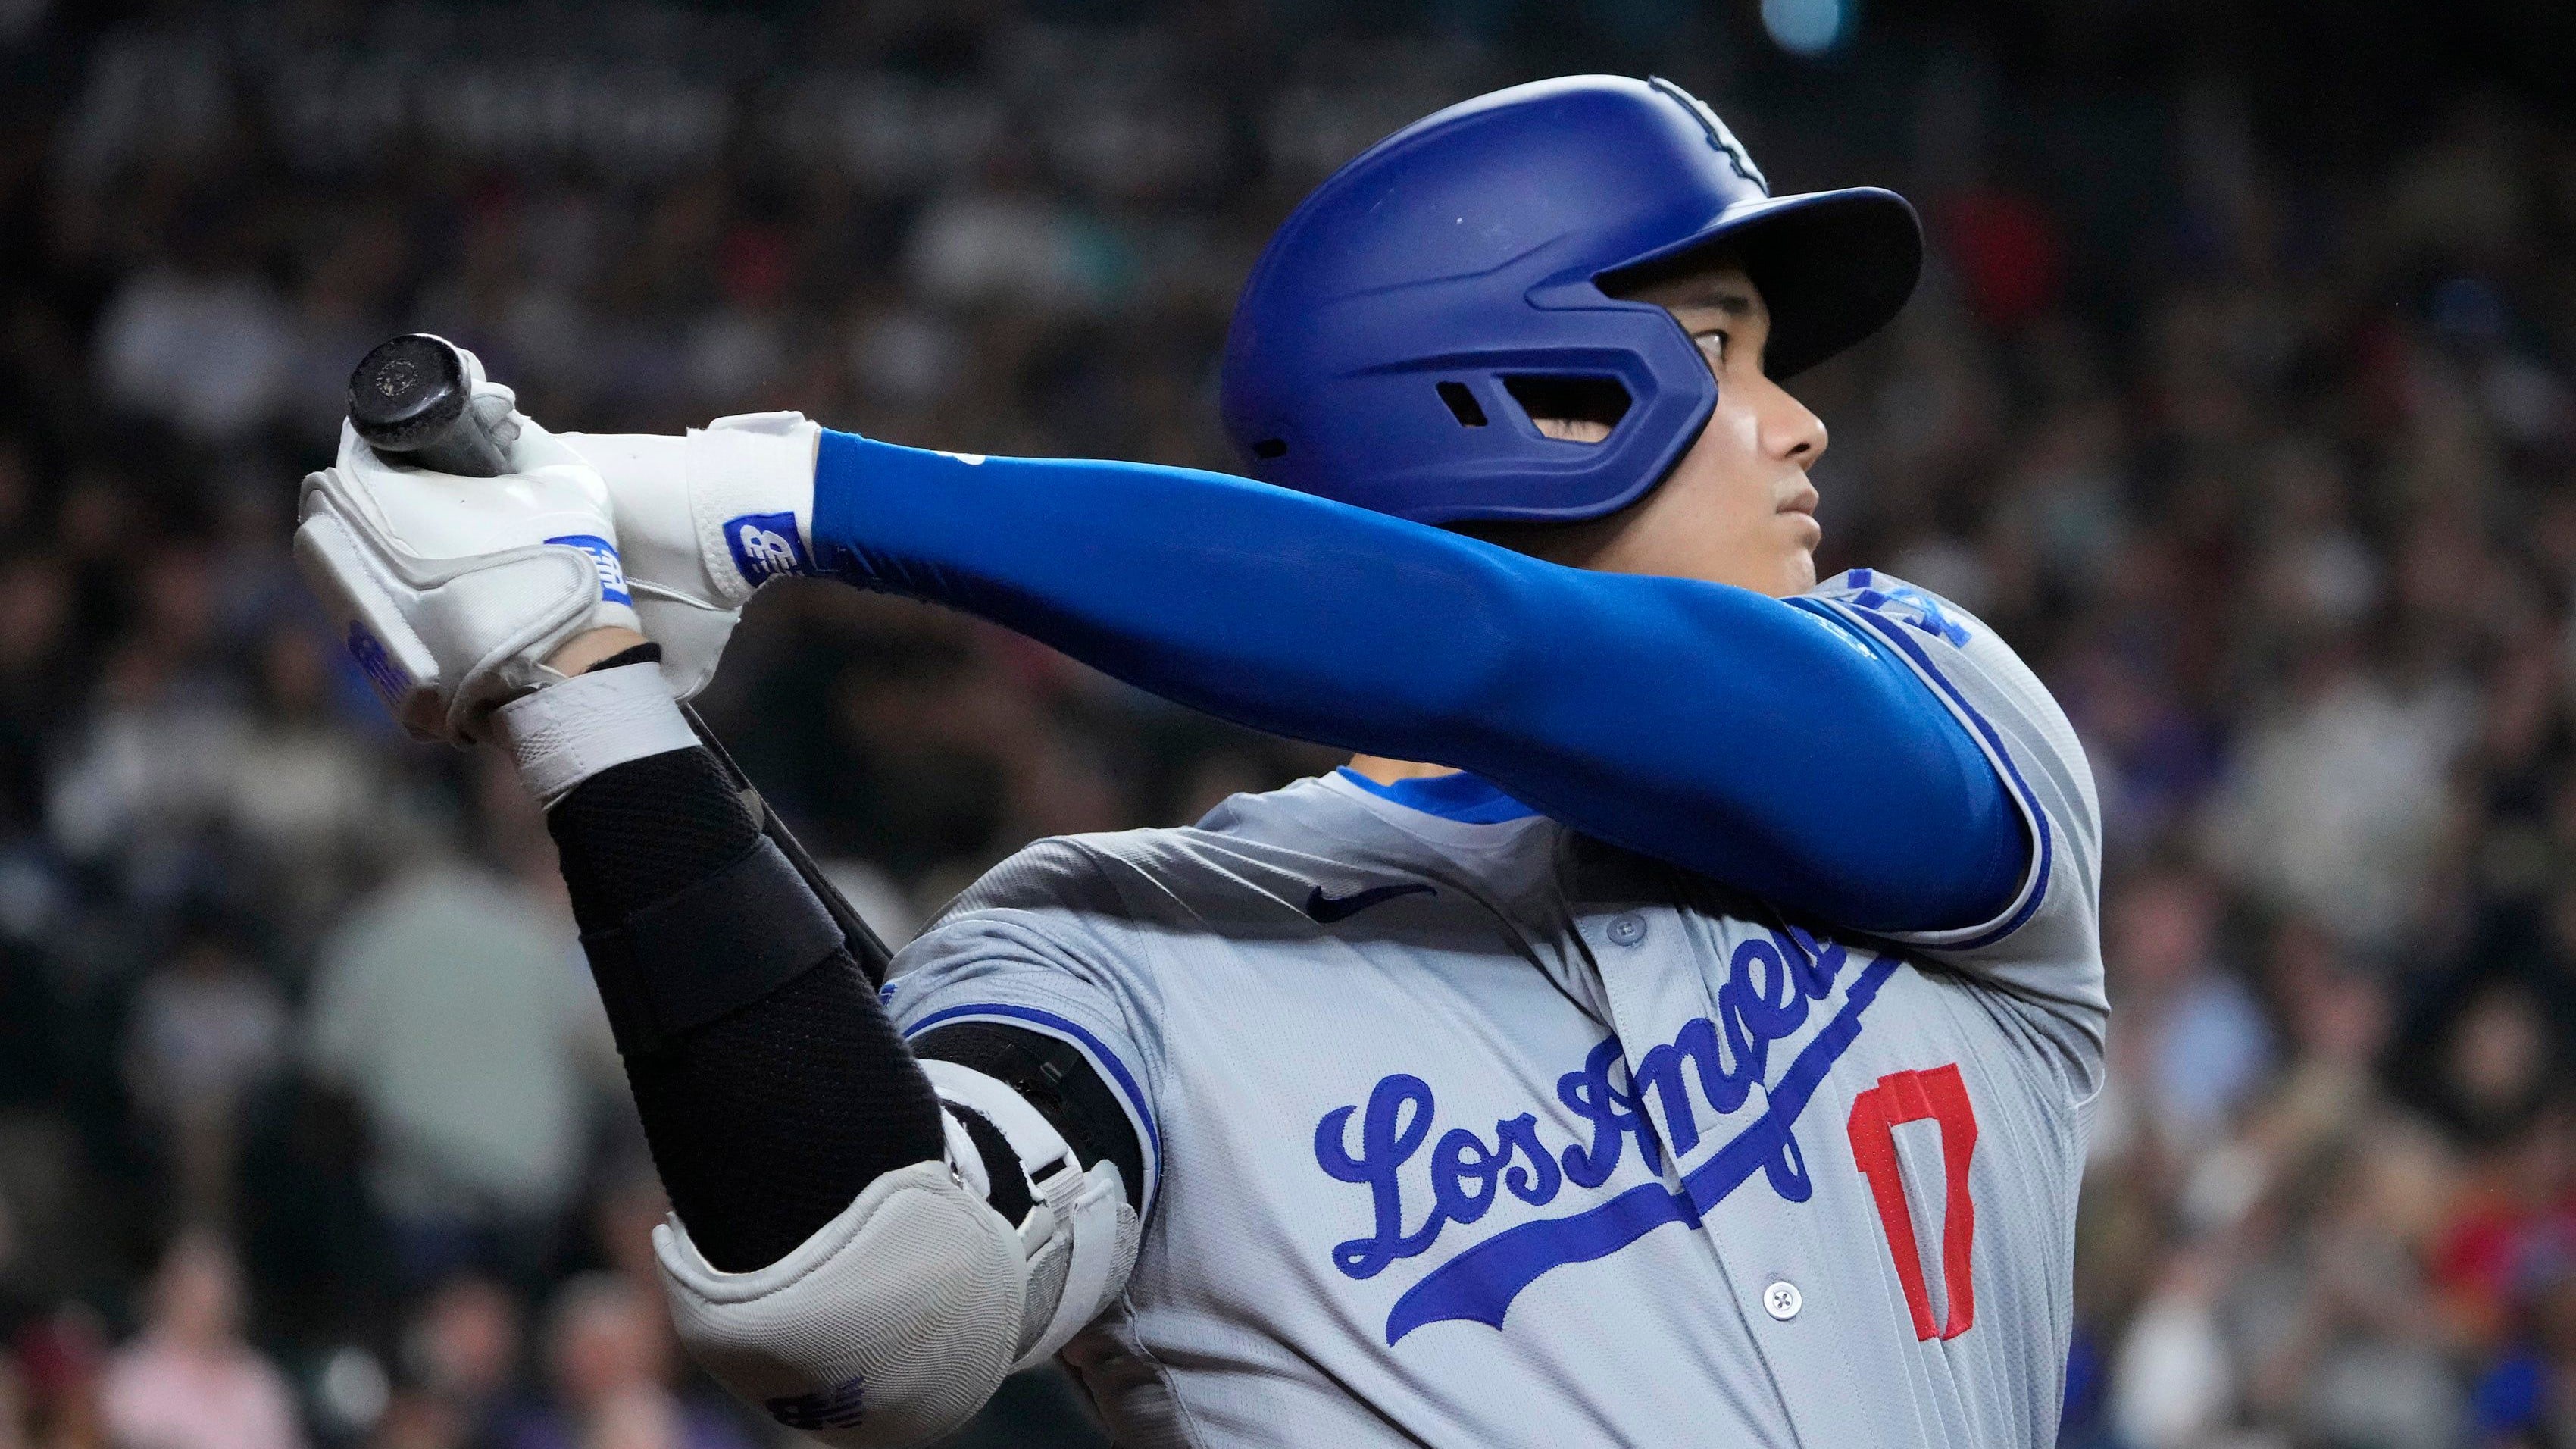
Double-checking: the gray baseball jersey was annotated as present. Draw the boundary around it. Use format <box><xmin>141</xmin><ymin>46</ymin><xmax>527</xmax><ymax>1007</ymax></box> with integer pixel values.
<box><xmin>885</xmin><ymin>570</ymin><xmax>2106</xmax><ymax>1447</ymax></box>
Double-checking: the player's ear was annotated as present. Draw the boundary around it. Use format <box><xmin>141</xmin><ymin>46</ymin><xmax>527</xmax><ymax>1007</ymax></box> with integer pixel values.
<box><xmin>1514</xmin><ymin>376</ymin><xmax>1631</xmax><ymax>445</ymax></box>
<box><xmin>1532</xmin><ymin>415</ymin><xmax>1615</xmax><ymax>444</ymax></box>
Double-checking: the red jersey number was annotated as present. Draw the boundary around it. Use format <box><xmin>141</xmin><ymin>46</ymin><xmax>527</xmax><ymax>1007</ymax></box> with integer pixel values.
<box><xmin>1846</xmin><ymin>1063</ymin><xmax>1979</xmax><ymax>1341</ymax></box>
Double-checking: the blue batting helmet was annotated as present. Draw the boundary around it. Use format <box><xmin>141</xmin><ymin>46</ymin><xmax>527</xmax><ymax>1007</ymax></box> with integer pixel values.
<box><xmin>1218</xmin><ymin>75</ymin><xmax>1921</xmax><ymax>525</ymax></box>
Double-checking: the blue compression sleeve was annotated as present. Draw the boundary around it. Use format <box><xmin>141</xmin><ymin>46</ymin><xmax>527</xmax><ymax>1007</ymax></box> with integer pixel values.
<box><xmin>810</xmin><ymin>432</ymin><xmax>2025</xmax><ymax>934</ymax></box>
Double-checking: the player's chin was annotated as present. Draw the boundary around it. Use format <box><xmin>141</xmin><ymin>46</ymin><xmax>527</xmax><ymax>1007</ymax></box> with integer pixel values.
<box><xmin>1774</xmin><ymin>519</ymin><xmax>1821</xmax><ymax>592</ymax></box>
<box><xmin>1777</xmin><ymin>549</ymin><xmax>1818</xmax><ymax>594</ymax></box>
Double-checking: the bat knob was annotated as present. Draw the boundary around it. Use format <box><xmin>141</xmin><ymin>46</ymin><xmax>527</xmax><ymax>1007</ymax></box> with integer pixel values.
<box><xmin>347</xmin><ymin>334</ymin><xmax>470</xmax><ymax>452</ymax></box>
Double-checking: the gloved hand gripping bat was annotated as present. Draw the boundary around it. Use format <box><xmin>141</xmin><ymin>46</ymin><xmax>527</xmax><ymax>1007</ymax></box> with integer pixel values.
<box><xmin>346</xmin><ymin>333</ymin><xmax>896</xmax><ymax>987</ymax></box>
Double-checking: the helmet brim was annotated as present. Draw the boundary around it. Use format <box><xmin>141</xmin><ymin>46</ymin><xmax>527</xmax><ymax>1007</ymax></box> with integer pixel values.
<box><xmin>1597</xmin><ymin>186</ymin><xmax>1924</xmax><ymax>381</ymax></box>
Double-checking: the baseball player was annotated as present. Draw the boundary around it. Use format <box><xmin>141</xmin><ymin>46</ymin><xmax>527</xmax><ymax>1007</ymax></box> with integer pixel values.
<box><xmin>296</xmin><ymin>76</ymin><xmax>2102</xmax><ymax>1447</ymax></box>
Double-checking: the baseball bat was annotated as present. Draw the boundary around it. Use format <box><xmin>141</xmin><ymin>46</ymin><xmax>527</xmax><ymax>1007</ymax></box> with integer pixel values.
<box><xmin>347</xmin><ymin>334</ymin><xmax>896</xmax><ymax>987</ymax></box>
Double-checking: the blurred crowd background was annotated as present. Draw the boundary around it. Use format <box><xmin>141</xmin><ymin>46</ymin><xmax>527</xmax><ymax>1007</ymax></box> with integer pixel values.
<box><xmin>0</xmin><ymin>0</ymin><xmax>2570</xmax><ymax>1445</ymax></box>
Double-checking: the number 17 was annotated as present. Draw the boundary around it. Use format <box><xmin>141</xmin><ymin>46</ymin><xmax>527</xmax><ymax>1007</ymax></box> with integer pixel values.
<box><xmin>1846</xmin><ymin>1063</ymin><xmax>1978</xmax><ymax>1342</ymax></box>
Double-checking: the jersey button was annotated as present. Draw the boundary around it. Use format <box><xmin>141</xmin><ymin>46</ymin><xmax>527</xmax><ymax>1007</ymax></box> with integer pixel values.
<box><xmin>1607</xmin><ymin>913</ymin><xmax>1647</xmax><ymax>947</ymax></box>
<box><xmin>1762</xmin><ymin>1281</ymin><xmax>1802</xmax><ymax>1321</ymax></box>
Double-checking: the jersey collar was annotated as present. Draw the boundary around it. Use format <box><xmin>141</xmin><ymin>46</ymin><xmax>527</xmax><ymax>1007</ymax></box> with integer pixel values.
<box><xmin>1330</xmin><ymin>766</ymin><xmax>1540</xmax><ymax>825</ymax></box>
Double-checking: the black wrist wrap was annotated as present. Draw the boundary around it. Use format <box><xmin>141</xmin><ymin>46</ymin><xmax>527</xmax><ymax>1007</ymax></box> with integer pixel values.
<box><xmin>586</xmin><ymin>640</ymin><xmax>666</xmax><ymax>674</ymax></box>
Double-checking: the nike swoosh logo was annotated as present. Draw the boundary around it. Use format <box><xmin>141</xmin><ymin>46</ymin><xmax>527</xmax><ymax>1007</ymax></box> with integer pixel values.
<box><xmin>1305</xmin><ymin>882</ymin><xmax>1436</xmax><ymax>924</ymax></box>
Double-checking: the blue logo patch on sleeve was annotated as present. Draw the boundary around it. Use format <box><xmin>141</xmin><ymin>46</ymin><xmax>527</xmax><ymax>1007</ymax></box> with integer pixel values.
<box><xmin>545</xmin><ymin>534</ymin><xmax>632</xmax><ymax>606</ymax></box>
<box><xmin>1840</xmin><ymin>568</ymin><xmax>1971</xmax><ymax>646</ymax></box>
<box><xmin>724</xmin><ymin>511</ymin><xmax>812</xmax><ymax>584</ymax></box>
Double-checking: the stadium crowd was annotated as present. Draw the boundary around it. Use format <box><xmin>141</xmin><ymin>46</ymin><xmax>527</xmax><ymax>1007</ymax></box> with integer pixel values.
<box><xmin>0</xmin><ymin>1</ymin><xmax>2571</xmax><ymax>1445</ymax></box>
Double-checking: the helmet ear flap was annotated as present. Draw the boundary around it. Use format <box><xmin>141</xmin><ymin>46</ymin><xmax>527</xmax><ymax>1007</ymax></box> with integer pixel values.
<box><xmin>1243</xmin><ymin>291</ymin><xmax>1714</xmax><ymax>526</ymax></box>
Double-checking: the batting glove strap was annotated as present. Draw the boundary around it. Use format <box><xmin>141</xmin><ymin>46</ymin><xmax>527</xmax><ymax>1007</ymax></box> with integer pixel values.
<box><xmin>294</xmin><ymin>416</ymin><xmax>639</xmax><ymax>743</ymax></box>
<box><xmin>295</xmin><ymin>491</ymin><xmax>604</xmax><ymax>743</ymax></box>
<box><xmin>688</xmin><ymin>412</ymin><xmax>824</xmax><ymax>606</ymax></box>
<box><xmin>492</xmin><ymin>659</ymin><xmax>700</xmax><ymax>810</ymax></box>
<box><xmin>556</xmin><ymin>415</ymin><xmax>813</xmax><ymax>699</ymax></box>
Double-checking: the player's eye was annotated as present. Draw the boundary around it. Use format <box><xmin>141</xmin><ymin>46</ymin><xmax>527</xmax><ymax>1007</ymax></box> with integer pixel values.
<box><xmin>1695</xmin><ymin>330</ymin><xmax>1728</xmax><ymax>365</ymax></box>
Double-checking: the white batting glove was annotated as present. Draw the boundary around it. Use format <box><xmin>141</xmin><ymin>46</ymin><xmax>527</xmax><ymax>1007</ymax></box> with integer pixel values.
<box><xmin>564</xmin><ymin>414</ymin><xmax>822</xmax><ymax>699</ymax></box>
<box><xmin>295</xmin><ymin>418</ymin><xmax>641</xmax><ymax>744</ymax></box>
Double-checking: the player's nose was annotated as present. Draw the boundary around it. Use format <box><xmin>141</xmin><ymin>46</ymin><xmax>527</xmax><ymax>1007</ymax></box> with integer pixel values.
<box><xmin>1752</xmin><ymin>374</ymin><xmax>1828</xmax><ymax>467</ymax></box>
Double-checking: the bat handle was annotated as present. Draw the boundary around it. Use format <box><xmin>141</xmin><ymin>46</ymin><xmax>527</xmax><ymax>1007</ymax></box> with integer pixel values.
<box><xmin>679</xmin><ymin>710</ymin><xmax>897</xmax><ymax>987</ymax></box>
<box><xmin>346</xmin><ymin>333</ymin><xmax>515</xmax><ymax>478</ymax></box>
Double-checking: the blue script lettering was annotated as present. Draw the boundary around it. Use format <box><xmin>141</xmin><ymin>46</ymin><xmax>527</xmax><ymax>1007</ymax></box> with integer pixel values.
<box><xmin>1559</xmin><ymin>1037</ymin><xmax>1657</xmax><ymax>1185</ymax></box>
<box><xmin>1315</xmin><ymin>1063</ymin><xmax>1636</xmax><ymax>1280</ymax></box>
<box><xmin>1311</xmin><ymin>928</ymin><xmax>1898</xmax><ymax>1344</ymax></box>
<box><xmin>1494</xmin><ymin>1114</ymin><xmax>1560</xmax><ymax>1204</ymax></box>
<box><xmin>1312</xmin><ymin>1073</ymin><xmax>1442</xmax><ymax>1279</ymax></box>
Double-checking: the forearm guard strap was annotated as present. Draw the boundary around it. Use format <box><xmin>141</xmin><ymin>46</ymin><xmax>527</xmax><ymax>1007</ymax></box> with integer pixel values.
<box><xmin>583</xmin><ymin>834</ymin><xmax>846</xmax><ymax>1057</ymax></box>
